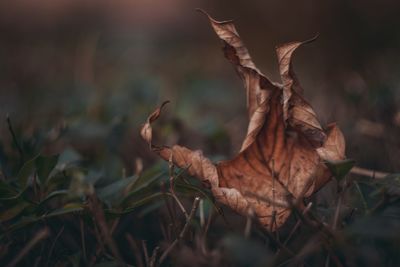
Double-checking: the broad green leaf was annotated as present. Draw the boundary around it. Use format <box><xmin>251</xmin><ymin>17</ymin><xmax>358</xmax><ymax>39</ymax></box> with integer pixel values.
<box><xmin>5</xmin><ymin>216</ymin><xmax>38</xmax><ymax>233</ymax></box>
<box><xmin>175</xmin><ymin>180</ymin><xmax>212</xmax><ymax>199</ymax></box>
<box><xmin>17</xmin><ymin>155</ymin><xmax>39</xmax><ymax>187</ymax></box>
<box><xmin>112</xmin><ymin>192</ymin><xmax>165</xmax><ymax>214</ymax></box>
<box><xmin>5</xmin><ymin>202</ymin><xmax>85</xmax><ymax>233</ymax></box>
<box><xmin>45</xmin><ymin>204</ymin><xmax>84</xmax><ymax>218</ymax></box>
<box><xmin>0</xmin><ymin>186</ymin><xmax>27</xmax><ymax>201</ymax></box>
<box><xmin>0</xmin><ymin>181</ymin><xmax>20</xmax><ymax>200</ymax></box>
<box><xmin>37</xmin><ymin>189</ymin><xmax>69</xmax><ymax>209</ymax></box>
<box><xmin>137</xmin><ymin>201</ymin><xmax>164</xmax><ymax>217</ymax></box>
<box><xmin>35</xmin><ymin>154</ymin><xmax>59</xmax><ymax>185</ymax></box>
<box><xmin>120</xmin><ymin>172</ymin><xmax>165</xmax><ymax>205</ymax></box>
<box><xmin>0</xmin><ymin>202</ymin><xmax>31</xmax><ymax>221</ymax></box>
<box><xmin>129</xmin><ymin>163</ymin><xmax>166</xmax><ymax>191</ymax></box>
<box><xmin>325</xmin><ymin>159</ymin><xmax>356</xmax><ymax>181</ymax></box>
<box><xmin>96</xmin><ymin>175</ymin><xmax>139</xmax><ymax>206</ymax></box>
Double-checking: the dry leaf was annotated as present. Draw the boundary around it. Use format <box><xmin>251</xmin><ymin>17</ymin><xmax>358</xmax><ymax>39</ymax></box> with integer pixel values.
<box><xmin>140</xmin><ymin>11</ymin><xmax>346</xmax><ymax>231</ymax></box>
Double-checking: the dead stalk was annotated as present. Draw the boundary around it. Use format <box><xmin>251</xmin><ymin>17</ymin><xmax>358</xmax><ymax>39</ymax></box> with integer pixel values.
<box><xmin>282</xmin><ymin>202</ymin><xmax>313</xmax><ymax>247</ymax></box>
<box><xmin>350</xmin><ymin>166</ymin><xmax>388</xmax><ymax>179</ymax></box>
<box><xmin>80</xmin><ymin>217</ymin><xmax>87</xmax><ymax>261</ymax></box>
<box><xmin>244</xmin><ymin>212</ymin><xmax>253</xmax><ymax>238</ymax></box>
<box><xmin>149</xmin><ymin>246</ymin><xmax>160</xmax><ymax>267</ymax></box>
<box><xmin>199</xmin><ymin>198</ymin><xmax>205</xmax><ymax>228</ymax></box>
<box><xmin>126</xmin><ymin>234</ymin><xmax>144</xmax><ymax>267</ymax></box>
<box><xmin>158</xmin><ymin>197</ymin><xmax>200</xmax><ymax>264</ymax></box>
<box><xmin>87</xmin><ymin>193</ymin><xmax>124</xmax><ymax>266</ymax></box>
<box><xmin>45</xmin><ymin>226</ymin><xmax>65</xmax><ymax>267</ymax></box>
<box><xmin>168</xmin><ymin>157</ymin><xmax>189</xmax><ymax>220</ymax></box>
<box><xmin>170</xmin><ymin>193</ymin><xmax>189</xmax><ymax>220</ymax></box>
<box><xmin>332</xmin><ymin>195</ymin><xmax>343</xmax><ymax>231</ymax></box>
<box><xmin>6</xmin><ymin>228</ymin><xmax>49</xmax><ymax>267</ymax></box>
<box><xmin>142</xmin><ymin>240</ymin><xmax>150</xmax><ymax>267</ymax></box>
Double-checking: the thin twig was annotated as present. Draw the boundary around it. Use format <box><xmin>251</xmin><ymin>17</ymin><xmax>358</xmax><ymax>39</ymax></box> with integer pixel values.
<box><xmin>324</xmin><ymin>244</ymin><xmax>344</xmax><ymax>267</ymax></box>
<box><xmin>110</xmin><ymin>217</ymin><xmax>120</xmax><ymax>235</ymax></box>
<box><xmin>168</xmin><ymin>158</ymin><xmax>189</xmax><ymax>220</ymax></box>
<box><xmin>6</xmin><ymin>114</ymin><xmax>24</xmax><ymax>164</ymax></box>
<box><xmin>353</xmin><ymin>181</ymin><xmax>369</xmax><ymax>212</ymax></box>
<box><xmin>244</xmin><ymin>191</ymin><xmax>290</xmax><ymax>209</ymax></box>
<box><xmin>290</xmin><ymin>203</ymin><xmax>345</xmax><ymax>267</ymax></box>
<box><xmin>244</xmin><ymin>209</ymin><xmax>253</xmax><ymax>238</ymax></box>
<box><xmin>161</xmin><ymin>183</ymin><xmax>178</xmax><ymax>238</ymax></box>
<box><xmin>80</xmin><ymin>217</ymin><xmax>87</xmax><ymax>261</ymax></box>
<box><xmin>350</xmin><ymin>166</ymin><xmax>389</xmax><ymax>179</ymax></box>
<box><xmin>333</xmin><ymin>176</ymin><xmax>351</xmax><ymax>230</ymax></box>
<box><xmin>126</xmin><ymin>234</ymin><xmax>144</xmax><ymax>267</ymax></box>
<box><xmin>199</xmin><ymin>198</ymin><xmax>205</xmax><ymax>228</ymax></box>
<box><xmin>159</xmin><ymin>221</ymin><xmax>169</xmax><ymax>242</ymax></box>
<box><xmin>142</xmin><ymin>240</ymin><xmax>150</xmax><ymax>267</ymax></box>
<box><xmin>325</xmin><ymin>255</ymin><xmax>330</xmax><ymax>267</ymax></box>
<box><xmin>6</xmin><ymin>228</ymin><xmax>50</xmax><ymax>267</ymax></box>
<box><xmin>263</xmin><ymin>228</ymin><xmax>300</xmax><ymax>263</ymax></box>
<box><xmin>199</xmin><ymin>207</ymin><xmax>213</xmax><ymax>257</ymax></box>
<box><xmin>158</xmin><ymin>197</ymin><xmax>200</xmax><ymax>264</ymax></box>
<box><xmin>281</xmin><ymin>202</ymin><xmax>313</xmax><ymax>247</ymax></box>
<box><xmin>92</xmin><ymin>223</ymin><xmax>106</xmax><ymax>254</ymax></box>
<box><xmin>332</xmin><ymin>195</ymin><xmax>343</xmax><ymax>231</ymax></box>
<box><xmin>45</xmin><ymin>226</ymin><xmax>65</xmax><ymax>267</ymax></box>
<box><xmin>87</xmin><ymin>193</ymin><xmax>124</xmax><ymax>266</ymax></box>
<box><xmin>149</xmin><ymin>246</ymin><xmax>160</xmax><ymax>267</ymax></box>
<box><xmin>204</xmin><ymin>207</ymin><xmax>213</xmax><ymax>236</ymax></box>
<box><xmin>170</xmin><ymin>193</ymin><xmax>189</xmax><ymax>220</ymax></box>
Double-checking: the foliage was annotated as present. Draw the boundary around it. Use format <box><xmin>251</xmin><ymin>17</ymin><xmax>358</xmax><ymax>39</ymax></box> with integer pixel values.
<box><xmin>1</xmin><ymin>10</ymin><xmax>400</xmax><ymax>267</ymax></box>
<box><xmin>0</xmin><ymin>114</ymin><xmax>399</xmax><ymax>267</ymax></box>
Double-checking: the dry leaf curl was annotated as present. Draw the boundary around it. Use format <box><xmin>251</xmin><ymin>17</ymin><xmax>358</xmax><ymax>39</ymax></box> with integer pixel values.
<box><xmin>140</xmin><ymin>11</ymin><xmax>346</xmax><ymax>231</ymax></box>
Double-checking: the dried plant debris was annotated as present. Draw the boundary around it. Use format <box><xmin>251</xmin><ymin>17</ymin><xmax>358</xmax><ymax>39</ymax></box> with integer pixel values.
<box><xmin>140</xmin><ymin>11</ymin><xmax>346</xmax><ymax>231</ymax></box>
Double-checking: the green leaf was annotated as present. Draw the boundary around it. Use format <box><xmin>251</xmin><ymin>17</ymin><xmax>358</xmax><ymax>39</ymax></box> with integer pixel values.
<box><xmin>96</xmin><ymin>175</ymin><xmax>139</xmax><ymax>206</ymax></box>
<box><xmin>5</xmin><ymin>203</ymin><xmax>85</xmax><ymax>233</ymax></box>
<box><xmin>15</xmin><ymin>153</ymin><xmax>59</xmax><ymax>189</ymax></box>
<box><xmin>35</xmin><ymin>154</ymin><xmax>59</xmax><ymax>185</ymax></box>
<box><xmin>129</xmin><ymin>164</ymin><xmax>166</xmax><ymax>192</ymax></box>
<box><xmin>325</xmin><ymin>159</ymin><xmax>356</xmax><ymax>181</ymax></box>
<box><xmin>5</xmin><ymin>216</ymin><xmax>38</xmax><ymax>233</ymax></box>
<box><xmin>119</xmin><ymin>170</ymin><xmax>165</xmax><ymax>207</ymax></box>
<box><xmin>0</xmin><ymin>202</ymin><xmax>31</xmax><ymax>222</ymax></box>
<box><xmin>112</xmin><ymin>192</ymin><xmax>165</xmax><ymax>214</ymax></box>
<box><xmin>17</xmin><ymin>155</ymin><xmax>39</xmax><ymax>187</ymax></box>
<box><xmin>37</xmin><ymin>189</ymin><xmax>69</xmax><ymax>208</ymax></box>
<box><xmin>45</xmin><ymin>203</ymin><xmax>84</xmax><ymax>218</ymax></box>
<box><xmin>0</xmin><ymin>181</ymin><xmax>20</xmax><ymax>200</ymax></box>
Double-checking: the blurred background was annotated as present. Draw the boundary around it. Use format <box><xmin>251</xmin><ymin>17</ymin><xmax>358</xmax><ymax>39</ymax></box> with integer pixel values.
<box><xmin>0</xmin><ymin>0</ymin><xmax>399</xmax><ymax>175</ymax></box>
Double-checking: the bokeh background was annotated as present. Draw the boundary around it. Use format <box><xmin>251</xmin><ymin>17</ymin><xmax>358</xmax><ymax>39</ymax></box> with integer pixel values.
<box><xmin>1</xmin><ymin>0</ymin><xmax>399</xmax><ymax>175</ymax></box>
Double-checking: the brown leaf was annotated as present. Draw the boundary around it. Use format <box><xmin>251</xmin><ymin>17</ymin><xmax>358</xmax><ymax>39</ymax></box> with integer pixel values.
<box><xmin>276</xmin><ymin>38</ymin><xmax>327</xmax><ymax>147</ymax></box>
<box><xmin>196</xmin><ymin>9</ymin><xmax>278</xmax><ymax>153</ymax></box>
<box><xmin>140</xmin><ymin>11</ymin><xmax>346</xmax><ymax>231</ymax></box>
